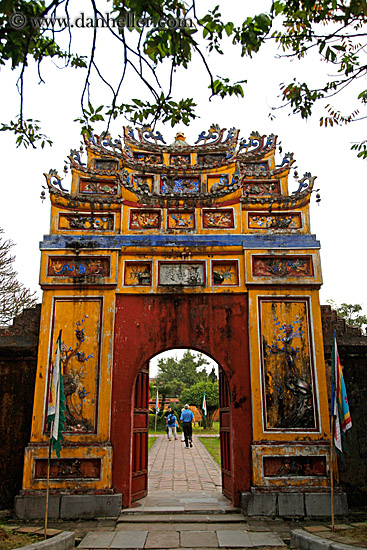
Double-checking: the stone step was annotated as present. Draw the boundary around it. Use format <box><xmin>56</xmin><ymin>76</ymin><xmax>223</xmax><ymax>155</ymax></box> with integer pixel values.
<box><xmin>117</xmin><ymin>512</ymin><xmax>246</xmax><ymax>524</ymax></box>
<box><xmin>78</xmin><ymin>528</ymin><xmax>286</xmax><ymax>549</ymax></box>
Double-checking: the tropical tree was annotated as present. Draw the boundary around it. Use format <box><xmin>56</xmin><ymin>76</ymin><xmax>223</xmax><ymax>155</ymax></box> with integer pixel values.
<box><xmin>2</xmin><ymin>1</ymin><xmax>367</xmax><ymax>155</ymax></box>
<box><xmin>180</xmin><ymin>379</ymin><xmax>219</xmax><ymax>429</ymax></box>
<box><xmin>0</xmin><ymin>228</ymin><xmax>38</xmax><ymax>325</ymax></box>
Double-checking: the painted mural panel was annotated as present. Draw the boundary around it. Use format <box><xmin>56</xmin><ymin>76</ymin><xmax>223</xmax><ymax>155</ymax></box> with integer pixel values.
<box><xmin>161</xmin><ymin>176</ymin><xmax>200</xmax><ymax>194</ymax></box>
<box><xmin>263</xmin><ymin>456</ymin><xmax>327</xmax><ymax>477</ymax></box>
<box><xmin>129</xmin><ymin>210</ymin><xmax>161</xmax><ymax>230</ymax></box>
<box><xmin>124</xmin><ymin>262</ymin><xmax>152</xmax><ymax>286</ymax></box>
<box><xmin>248</xmin><ymin>213</ymin><xmax>302</xmax><ymax>230</ymax></box>
<box><xmin>242</xmin><ymin>180</ymin><xmax>280</xmax><ymax>196</ymax></box>
<box><xmin>212</xmin><ymin>261</ymin><xmax>239</xmax><ymax>286</ymax></box>
<box><xmin>58</xmin><ymin>213</ymin><xmax>114</xmax><ymax>231</ymax></box>
<box><xmin>207</xmin><ymin>174</ymin><xmax>230</xmax><ymax>193</ymax></box>
<box><xmin>94</xmin><ymin>159</ymin><xmax>119</xmax><ymax>171</ymax></box>
<box><xmin>132</xmin><ymin>152</ymin><xmax>163</xmax><ymax>164</ymax></box>
<box><xmin>169</xmin><ymin>154</ymin><xmax>191</xmax><ymax>166</ymax></box>
<box><xmin>202</xmin><ymin>209</ymin><xmax>234</xmax><ymax>229</ymax></box>
<box><xmin>48</xmin><ymin>257</ymin><xmax>110</xmax><ymax>277</ymax></box>
<box><xmin>259</xmin><ymin>298</ymin><xmax>318</xmax><ymax>431</ymax></box>
<box><xmin>253</xmin><ymin>256</ymin><xmax>313</xmax><ymax>278</ymax></box>
<box><xmin>167</xmin><ymin>211</ymin><xmax>195</xmax><ymax>229</ymax></box>
<box><xmin>79</xmin><ymin>178</ymin><xmax>118</xmax><ymax>195</ymax></box>
<box><xmin>45</xmin><ymin>298</ymin><xmax>102</xmax><ymax>434</ymax></box>
<box><xmin>158</xmin><ymin>262</ymin><xmax>205</xmax><ymax>286</ymax></box>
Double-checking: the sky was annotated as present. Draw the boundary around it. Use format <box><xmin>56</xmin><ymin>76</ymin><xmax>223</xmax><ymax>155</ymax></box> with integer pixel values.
<box><xmin>1</xmin><ymin>1</ymin><xmax>366</xmax><ymax>355</ymax></box>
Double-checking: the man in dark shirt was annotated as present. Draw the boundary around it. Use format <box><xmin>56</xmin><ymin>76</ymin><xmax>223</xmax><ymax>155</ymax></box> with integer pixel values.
<box><xmin>180</xmin><ymin>404</ymin><xmax>196</xmax><ymax>448</ymax></box>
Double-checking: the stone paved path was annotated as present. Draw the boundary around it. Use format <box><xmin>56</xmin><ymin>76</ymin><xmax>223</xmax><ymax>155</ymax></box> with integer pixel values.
<box><xmin>76</xmin><ymin>435</ymin><xmax>287</xmax><ymax>547</ymax></box>
<box><xmin>147</xmin><ymin>434</ymin><xmax>221</xmax><ymax>494</ymax></box>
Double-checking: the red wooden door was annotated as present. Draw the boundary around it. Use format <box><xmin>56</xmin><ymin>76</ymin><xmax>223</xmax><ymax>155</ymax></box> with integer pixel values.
<box><xmin>131</xmin><ymin>365</ymin><xmax>149</xmax><ymax>502</ymax></box>
<box><xmin>219</xmin><ymin>367</ymin><xmax>232</xmax><ymax>499</ymax></box>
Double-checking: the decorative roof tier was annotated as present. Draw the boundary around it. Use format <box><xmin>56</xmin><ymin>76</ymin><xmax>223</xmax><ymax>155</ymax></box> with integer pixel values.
<box><xmin>44</xmin><ymin>125</ymin><xmax>318</xmax><ymax>233</ymax></box>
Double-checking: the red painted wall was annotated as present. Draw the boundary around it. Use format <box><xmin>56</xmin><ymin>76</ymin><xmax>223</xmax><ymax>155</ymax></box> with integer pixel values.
<box><xmin>111</xmin><ymin>293</ymin><xmax>251</xmax><ymax>507</ymax></box>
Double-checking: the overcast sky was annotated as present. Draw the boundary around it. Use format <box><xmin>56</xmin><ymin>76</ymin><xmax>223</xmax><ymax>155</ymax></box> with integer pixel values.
<box><xmin>1</xmin><ymin>1</ymin><xmax>366</xmax><ymax>343</ymax></box>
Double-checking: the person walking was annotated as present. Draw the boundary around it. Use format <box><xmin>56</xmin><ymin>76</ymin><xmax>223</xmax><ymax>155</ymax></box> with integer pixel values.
<box><xmin>180</xmin><ymin>404</ymin><xmax>196</xmax><ymax>448</ymax></box>
<box><xmin>164</xmin><ymin>406</ymin><xmax>172</xmax><ymax>440</ymax></box>
<box><xmin>167</xmin><ymin>411</ymin><xmax>179</xmax><ymax>441</ymax></box>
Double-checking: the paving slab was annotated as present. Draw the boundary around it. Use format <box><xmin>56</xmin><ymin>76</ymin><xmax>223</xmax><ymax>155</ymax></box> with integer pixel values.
<box><xmin>248</xmin><ymin>531</ymin><xmax>286</xmax><ymax>547</ymax></box>
<box><xmin>180</xmin><ymin>531</ymin><xmax>219</xmax><ymax>548</ymax></box>
<box><xmin>78</xmin><ymin>531</ymin><xmax>116</xmax><ymax>548</ymax></box>
<box><xmin>110</xmin><ymin>530</ymin><xmax>148</xmax><ymax>549</ymax></box>
<box><xmin>217</xmin><ymin>529</ymin><xmax>252</xmax><ymax>548</ymax></box>
<box><xmin>144</xmin><ymin>530</ymin><xmax>180</xmax><ymax>548</ymax></box>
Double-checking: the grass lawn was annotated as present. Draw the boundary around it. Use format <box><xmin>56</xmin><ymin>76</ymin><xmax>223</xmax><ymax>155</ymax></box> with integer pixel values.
<box><xmin>148</xmin><ymin>436</ymin><xmax>157</xmax><ymax>450</ymax></box>
<box><xmin>199</xmin><ymin>436</ymin><xmax>221</xmax><ymax>466</ymax></box>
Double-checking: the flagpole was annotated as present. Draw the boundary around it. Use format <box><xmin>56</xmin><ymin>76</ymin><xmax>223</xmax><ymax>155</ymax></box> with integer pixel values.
<box><xmin>44</xmin><ymin>426</ymin><xmax>53</xmax><ymax>539</ymax></box>
<box><xmin>330</xmin><ymin>415</ymin><xmax>335</xmax><ymax>532</ymax></box>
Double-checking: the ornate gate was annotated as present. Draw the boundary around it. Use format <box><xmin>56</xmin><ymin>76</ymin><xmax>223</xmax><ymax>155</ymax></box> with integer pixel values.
<box><xmin>18</xmin><ymin>124</ymin><xmax>333</xmax><ymax>517</ymax></box>
<box><xmin>131</xmin><ymin>365</ymin><xmax>149</xmax><ymax>502</ymax></box>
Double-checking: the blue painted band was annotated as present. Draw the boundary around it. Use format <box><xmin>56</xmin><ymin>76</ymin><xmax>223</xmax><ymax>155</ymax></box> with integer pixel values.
<box><xmin>40</xmin><ymin>234</ymin><xmax>320</xmax><ymax>250</ymax></box>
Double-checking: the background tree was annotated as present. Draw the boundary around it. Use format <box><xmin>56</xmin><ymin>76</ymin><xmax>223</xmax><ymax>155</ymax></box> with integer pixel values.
<box><xmin>0</xmin><ymin>228</ymin><xmax>37</xmax><ymax>325</ymax></box>
<box><xmin>2</xmin><ymin>1</ymin><xmax>367</xmax><ymax>156</ymax></box>
<box><xmin>155</xmin><ymin>350</ymin><xmax>209</xmax><ymax>398</ymax></box>
<box><xmin>327</xmin><ymin>299</ymin><xmax>367</xmax><ymax>334</ymax></box>
<box><xmin>180</xmin><ymin>379</ymin><xmax>219</xmax><ymax>429</ymax></box>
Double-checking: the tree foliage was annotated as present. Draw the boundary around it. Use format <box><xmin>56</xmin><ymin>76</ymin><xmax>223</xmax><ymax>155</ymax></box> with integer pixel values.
<box><xmin>2</xmin><ymin>1</ymin><xmax>367</xmax><ymax>154</ymax></box>
<box><xmin>327</xmin><ymin>299</ymin><xmax>367</xmax><ymax>333</ymax></box>
<box><xmin>180</xmin><ymin>379</ymin><xmax>219</xmax><ymax>428</ymax></box>
<box><xmin>155</xmin><ymin>349</ymin><xmax>209</xmax><ymax>398</ymax></box>
<box><xmin>0</xmin><ymin>228</ymin><xmax>38</xmax><ymax>325</ymax></box>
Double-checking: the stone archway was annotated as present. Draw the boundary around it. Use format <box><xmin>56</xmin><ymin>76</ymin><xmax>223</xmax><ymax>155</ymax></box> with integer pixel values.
<box><xmin>110</xmin><ymin>293</ymin><xmax>251</xmax><ymax>508</ymax></box>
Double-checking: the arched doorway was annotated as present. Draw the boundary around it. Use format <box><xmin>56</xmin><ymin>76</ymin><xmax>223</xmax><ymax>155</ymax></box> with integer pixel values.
<box><xmin>111</xmin><ymin>293</ymin><xmax>251</xmax><ymax>508</ymax></box>
<box><xmin>130</xmin><ymin>350</ymin><xmax>231</xmax><ymax>503</ymax></box>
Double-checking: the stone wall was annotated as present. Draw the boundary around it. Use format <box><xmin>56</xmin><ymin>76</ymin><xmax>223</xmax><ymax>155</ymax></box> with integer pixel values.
<box><xmin>321</xmin><ymin>305</ymin><xmax>367</xmax><ymax>507</ymax></box>
<box><xmin>0</xmin><ymin>305</ymin><xmax>41</xmax><ymax>509</ymax></box>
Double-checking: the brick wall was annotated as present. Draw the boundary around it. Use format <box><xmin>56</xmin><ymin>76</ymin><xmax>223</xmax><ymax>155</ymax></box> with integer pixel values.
<box><xmin>321</xmin><ymin>305</ymin><xmax>367</xmax><ymax>507</ymax></box>
<box><xmin>0</xmin><ymin>305</ymin><xmax>41</xmax><ymax>509</ymax></box>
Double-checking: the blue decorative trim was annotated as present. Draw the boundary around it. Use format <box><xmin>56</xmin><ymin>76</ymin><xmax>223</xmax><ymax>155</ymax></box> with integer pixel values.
<box><xmin>40</xmin><ymin>234</ymin><xmax>320</xmax><ymax>250</ymax></box>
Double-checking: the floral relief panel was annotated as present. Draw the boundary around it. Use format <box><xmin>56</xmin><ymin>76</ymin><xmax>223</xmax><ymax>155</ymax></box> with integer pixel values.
<box><xmin>259</xmin><ymin>298</ymin><xmax>318</xmax><ymax>431</ymax></box>
<box><xmin>45</xmin><ymin>298</ymin><xmax>102</xmax><ymax>434</ymax></box>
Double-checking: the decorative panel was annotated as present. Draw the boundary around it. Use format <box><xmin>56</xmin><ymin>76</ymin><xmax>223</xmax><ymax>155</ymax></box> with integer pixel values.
<box><xmin>242</xmin><ymin>161</ymin><xmax>268</xmax><ymax>172</ymax></box>
<box><xmin>132</xmin><ymin>151</ymin><xmax>163</xmax><ymax>164</ymax></box>
<box><xmin>169</xmin><ymin>154</ymin><xmax>191</xmax><ymax>166</ymax></box>
<box><xmin>124</xmin><ymin>262</ymin><xmax>152</xmax><ymax>286</ymax></box>
<box><xmin>58</xmin><ymin>213</ymin><xmax>115</xmax><ymax>231</ymax></box>
<box><xmin>207</xmin><ymin>174</ymin><xmax>230</xmax><ymax>193</ymax></box>
<box><xmin>242</xmin><ymin>180</ymin><xmax>280</xmax><ymax>196</ymax></box>
<box><xmin>252</xmin><ymin>256</ymin><xmax>313</xmax><ymax>278</ymax></box>
<box><xmin>258</xmin><ymin>297</ymin><xmax>318</xmax><ymax>431</ymax></box>
<box><xmin>263</xmin><ymin>456</ymin><xmax>327</xmax><ymax>477</ymax></box>
<box><xmin>94</xmin><ymin>159</ymin><xmax>118</xmax><ymax>171</ymax></box>
<box><xmin>45</xmin><ymin>298</ymin><xmax>102</xmax><ymax>434</ymax></box>
<box><xmin>248</xmin><ymin>212</ymin><xmax>302</xmax><ymax>230</ymax></box>
<box><xmin>167</xmin><ymin>211</ymin><xmax>195</xmax><ymax>230</ymax></box>
<box><xmin>158</xmin><ymin>262</ymin><xmax>205</xmax><ymax>286</ymax></box>
<box><xmin>79</xmin><ymin>178</ymin><xmax>118</xmax><ymax>195</ymax></box>
<box><xmin>35</xmin><ymin>458</ymin><xmax>101</xmax><ymax>479</ymax></box>
<box><xmin>129</xmin><ymin>210</ymin><xmax>161</xmax><ymax>230</ymax></box>
<box><xmin>132</xmin><ymin>174</ymin><xmax>154</xmax><ymax>193</ymax></box>
<box><xmin>160</xmin><ymin>176</ymin><xmax>200</xmax><ymax>194</ymax></box>
<box><xmin>212</xmin><ymin>261</ymin><xmax>239</xmax><ymax>286</ymax></box>
<box><xmin>47</xmin><ymin>256</ymin><xmax>110</xmax><ymax>277</ymax></box>
<box><xmin>197</xmin><ymin>153</ymin><xmax>227</xmax><ymax>166</ymax></box>
<box><xmin>202</xmin><ymin>209</ymin><xmax>234</xmax><ymax>229</ymax></box>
